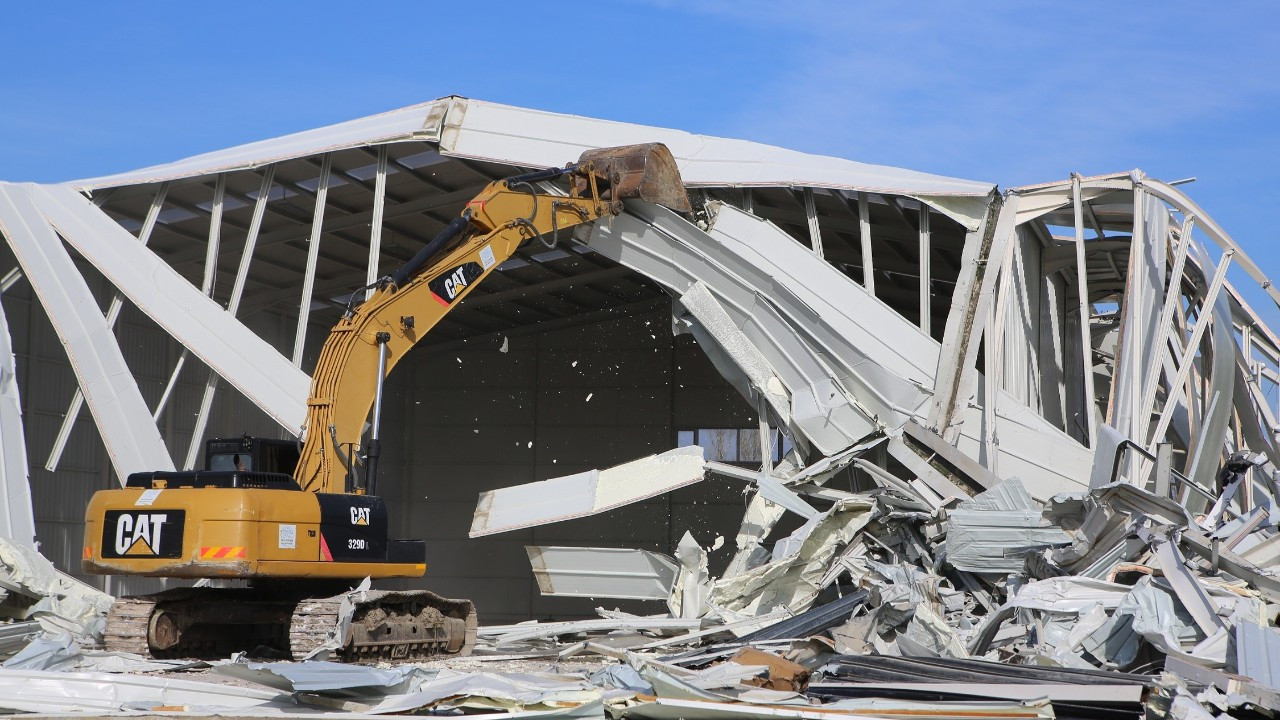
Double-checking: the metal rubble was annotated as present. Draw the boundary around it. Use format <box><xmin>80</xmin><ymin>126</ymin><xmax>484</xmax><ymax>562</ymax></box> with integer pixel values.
<box><xmin>1</xmin><ymin>439</ymin><xmax>1278</xmax><ymax>717</ymax></box>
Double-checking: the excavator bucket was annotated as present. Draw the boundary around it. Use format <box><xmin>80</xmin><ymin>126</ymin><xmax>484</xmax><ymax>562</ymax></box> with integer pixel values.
<box><xmin>576</xmin><ymin>143</ymin><xmax>692</xmax><ymax>214</ymax></box>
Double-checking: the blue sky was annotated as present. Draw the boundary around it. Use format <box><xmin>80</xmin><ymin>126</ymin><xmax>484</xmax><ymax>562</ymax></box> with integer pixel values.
<box><xmin>2</xmin><ymin>2</ymin><xmax>1277</xmax><ymax>322</ymax></box>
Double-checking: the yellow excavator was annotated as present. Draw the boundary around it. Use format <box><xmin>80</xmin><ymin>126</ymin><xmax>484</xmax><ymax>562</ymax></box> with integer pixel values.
<box><xmin>81</xmin><ymin>143</ymin><xmax>691</xmax><ymax>660</ymax></box>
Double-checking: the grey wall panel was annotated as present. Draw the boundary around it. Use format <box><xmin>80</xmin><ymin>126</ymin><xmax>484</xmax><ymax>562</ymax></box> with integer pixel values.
<box><xmin>398</xmin><ymin>309</ymin><xmax>752</xmax><ymax>623</ymax></box>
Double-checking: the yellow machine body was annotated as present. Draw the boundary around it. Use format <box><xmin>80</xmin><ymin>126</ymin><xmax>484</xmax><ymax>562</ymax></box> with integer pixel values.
<box><xmin>83</xmin><ymin>486</ymin><xmax>424</xmax><ymax>580</ymax></box>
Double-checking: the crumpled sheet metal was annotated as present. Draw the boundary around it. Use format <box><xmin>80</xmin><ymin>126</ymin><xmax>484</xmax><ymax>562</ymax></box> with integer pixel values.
<box><xmin>471</xmin><ymin>447</ymin><xmax>706</xmax><ymax>537</ymax></box>
<box><xmin>943</xmin><ymin>479</ymin><xmax>1071</xmax><ymax>573</ymax></box>
<box><xmin>0</xmin><ymin>666</ymin><xmax>294</xmax><ymax>714</ymax></box>
<box><xmin>215</xmin><ymin>657</ymin><xmax>424</xmax><ymax>695</ymax></box>
<box><xmin>670</xmin><ymin>532</ymin><xmax>710</xmax><ymax>619</ymax></box>
<box><xmin>0</xmin><ymin>620</ymin><xmax>41</xmax><ymax>658</ymax></box>
<box><xmin>0</xmin><ymin>535</ymin><xmax>113</xmax><ymax>641</ymax></box>
<box><xmin>2</xmin><ymin>632</ymin><xmax>80</xmax><ymax>671</ymax></box>
<box><xmin>367</xmin><ymin>669</ymin><xmax>602</xmax><ymax>715</ymax></box>
<box><xmin>708</xmin><ymin>497</ymin><xmax>875</xmax><ymax>617</ymax></box>
<box><xmin>480</xmin><ymin>617</ymin><xmax>702</xmax><ymax>648</ymax></box>
<box><xmin>1236</xmin><ymin>620</ymin><xmax>1280</xmax><ymax>692</ymax></box>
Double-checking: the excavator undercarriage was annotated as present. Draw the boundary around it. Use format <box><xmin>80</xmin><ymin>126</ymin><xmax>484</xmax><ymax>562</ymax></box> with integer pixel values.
<box><xmin>105</xmin><ymin>586</ymin><xmax>476</xmax><ymax>661</ymax></box>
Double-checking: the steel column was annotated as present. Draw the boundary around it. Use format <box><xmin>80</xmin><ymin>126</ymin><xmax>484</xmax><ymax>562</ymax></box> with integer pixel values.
<box><xmin>292</xmin><ymin>154</ymin><xmax>332</xmax><ymax>366</ymax></box>
<box><xmin>366</xmin><ymin>146</ymin><xmax>389</xmax><ymax>299</ymax></box>
<box><xmin>858</xmin><ymin>192</ymin><xmax>874</xmax><ymax>294</ymax></box>
<box><xmin>1071</xmin><ymin>176</ymin><xmax>1098</xmax><ymax>447</ymax></box>
<box><xmin>1137</xmin><ymin>214</ymin><xmax>1194</xmax><ymax>444</ymax></box>
<box><xmin>154</xmin><ymin>175</ymin><xmax>225</xmax><ymax>423</ymax></box>
<box><xmin>919</xmin><ymin>203</ymin><xmax>931</xmax><ymax>336</ymax></box>
<box><xmin>803</xmin><ymin>188</ymin><xmax>823</xmax><ymax>258</ymax></box>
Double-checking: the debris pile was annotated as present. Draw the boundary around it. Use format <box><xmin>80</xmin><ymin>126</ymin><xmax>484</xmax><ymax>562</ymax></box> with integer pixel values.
<box><xmin>451</xmin><ymin>436</ymin><xmax>1280</xmax><ymax>720</ymax></box>
<box><xmin>2</xmin><ymin>435</ymin><xmax>1278</xmax><ymax>717</ymax></box>
<box><xmin>0</xmin><ymin>536</ymin><xmax>112</xmax><ymax>656</ymax></box>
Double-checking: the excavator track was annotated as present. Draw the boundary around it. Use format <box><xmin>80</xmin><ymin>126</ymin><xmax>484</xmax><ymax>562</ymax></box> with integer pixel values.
<box><xmin>292</xmin><ymin>590</ymin><xmax>478</xmax><ymax>661</ymax></box>
<box><xmin>104</xmin><ymin>595</ymin><xmax>156</xmax><ymax>656</ymax></box>
<box><xmin>103</xmin><ymin>588</ymin><xmax>477</xmax><ymax>662</ymax></box>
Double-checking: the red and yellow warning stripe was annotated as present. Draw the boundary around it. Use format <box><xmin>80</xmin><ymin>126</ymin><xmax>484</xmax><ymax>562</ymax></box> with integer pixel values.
<box><xmin>199</xmin><ymin>546</ymin><xmax>246</xmax><ymax>560</ymax></box>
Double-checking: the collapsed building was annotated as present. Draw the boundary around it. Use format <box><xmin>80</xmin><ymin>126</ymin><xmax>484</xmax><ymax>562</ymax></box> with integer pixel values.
<box><xmin>0</xmin><ymin>96</ymin><xmax>1277</xmax><ymax>716</ymax></box>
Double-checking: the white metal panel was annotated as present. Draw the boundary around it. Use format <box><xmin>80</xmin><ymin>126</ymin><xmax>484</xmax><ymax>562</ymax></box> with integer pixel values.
<box><xmin>32</xmin><ymin>184</ymin><xmax>311</xmax><ymax>434</ymax></box>
<box><xmin>708</xmin><ymin>204</ymin><xmax>939</xmax><ymax>387</ymax></box>
<box><xmin>68</xmin><ymin>97</ymin><xmax>993</xmax><ymax>201</ymax></box>
<box><xmin>70</xmin><ymin>100</ymin><xmax>448</xmax><ymax>191</ymax></box>
<box><xmin>470</xmin><ymin>447</ymin><xmax>706</xmax><ymax>537</ymax></box>
<box><xmin>0</xmin><ymin>292</ymin><xmax>35</xmax><ymax>546</ymax></box>
<box><xmin>0</xmin><ymin>183</ymin><xmax>174</xmax><ymax>478</ymax></box>
<box><xmin>588</xmin><ymin>204</ymin><xmax>874</xmax><ymax>454</ymax></box>
<box><xmin>954</xmin><ymin>391</ymin><xmax>1092</xmax><ymax>499</ymax></box>
<box><xmin>526</xmin><ymin>545</ymin><xmax>678</xmax><ymax>600</ymax></box>
<box><xmin>441</xmin><ymin>99</ymin><xmax>994</xmax><ymax>197</ymax></box>
<box><xmin>590</xmin><ymin>201</ymin><xmax>933</xmax><ymax>454</ymax></box>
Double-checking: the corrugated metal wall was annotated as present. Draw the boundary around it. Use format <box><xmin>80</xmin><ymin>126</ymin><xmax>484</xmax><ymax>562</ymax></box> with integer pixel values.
<box><xmin>387</xmin><ymin>308</ymin><xmax>756</xmax><ymax>623</ymax></box>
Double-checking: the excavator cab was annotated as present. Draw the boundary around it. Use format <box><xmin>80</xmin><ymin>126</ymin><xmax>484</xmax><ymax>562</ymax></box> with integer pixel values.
<box><xmin>205</xmin><ymin>436</ymin><xmax>300</xmax><ymax>474</ymax></box>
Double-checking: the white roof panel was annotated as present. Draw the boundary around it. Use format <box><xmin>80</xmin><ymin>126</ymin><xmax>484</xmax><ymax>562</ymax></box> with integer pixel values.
<box><xmin>442</xmin><ymin>98</ymin><xmax>994</xmax><ymax>196</ymax></box>
<box><xmin>69</xmin><ymin>96</ymin><xmax>994</xmax><ymax>198</ymax></box>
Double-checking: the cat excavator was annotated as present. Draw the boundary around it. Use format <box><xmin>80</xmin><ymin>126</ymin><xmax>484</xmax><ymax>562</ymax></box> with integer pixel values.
<box><xmin>81</xmin><ymin>143</ymin><xmax>692</xmax><ymax>661</ymax></box>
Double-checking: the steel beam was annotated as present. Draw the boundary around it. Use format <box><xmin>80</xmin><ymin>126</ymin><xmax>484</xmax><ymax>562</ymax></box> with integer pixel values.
<box><xmin>919</xmin><ymin>204</ymin><xmax>931</xmax><ymax>336</ymax></box>
<box><xmin>46</xmin><ymin>182</ymin><xmax>168</xmax><ymax>472</ymax></box>
<box><xmin>1146</xmin><ymin>250</ymin><xmax>1235</xmax><ymax>454</ymax></box>
<box><xmin>1071</xmin><ymin>176</ymin><xmax>1098</xmax><ymax>447</ymax></box>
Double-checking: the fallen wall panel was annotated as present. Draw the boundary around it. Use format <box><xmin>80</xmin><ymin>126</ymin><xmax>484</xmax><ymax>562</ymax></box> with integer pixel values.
<box><xmin>526</xmin><ymin>546</ymin><xmax>678</xmax><ymax>600</ymax></box>
<box><xmin>470</xmin><ymin>447</ymin><xmax>705</xmax><ymax>537</ymax></box>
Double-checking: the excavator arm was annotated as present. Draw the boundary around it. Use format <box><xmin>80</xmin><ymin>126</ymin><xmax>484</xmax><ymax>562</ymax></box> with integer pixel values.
<box><xmin>294</xmin><ymin>143</ymin><xmax>691</xmax><ymax>494</ymax></box>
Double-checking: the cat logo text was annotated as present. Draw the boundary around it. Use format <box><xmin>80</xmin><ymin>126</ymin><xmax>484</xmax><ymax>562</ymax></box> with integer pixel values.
<box><xmin>101</xmin><ymin>510</ymin><xmax>185</xmax><ymax>559</ymax></box>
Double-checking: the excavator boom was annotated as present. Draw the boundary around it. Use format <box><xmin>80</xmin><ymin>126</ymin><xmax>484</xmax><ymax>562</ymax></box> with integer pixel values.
<box><xmin>295</xmin><ymin>142</ymin><xmax>689</xmax><ymax>494</ymax></box>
